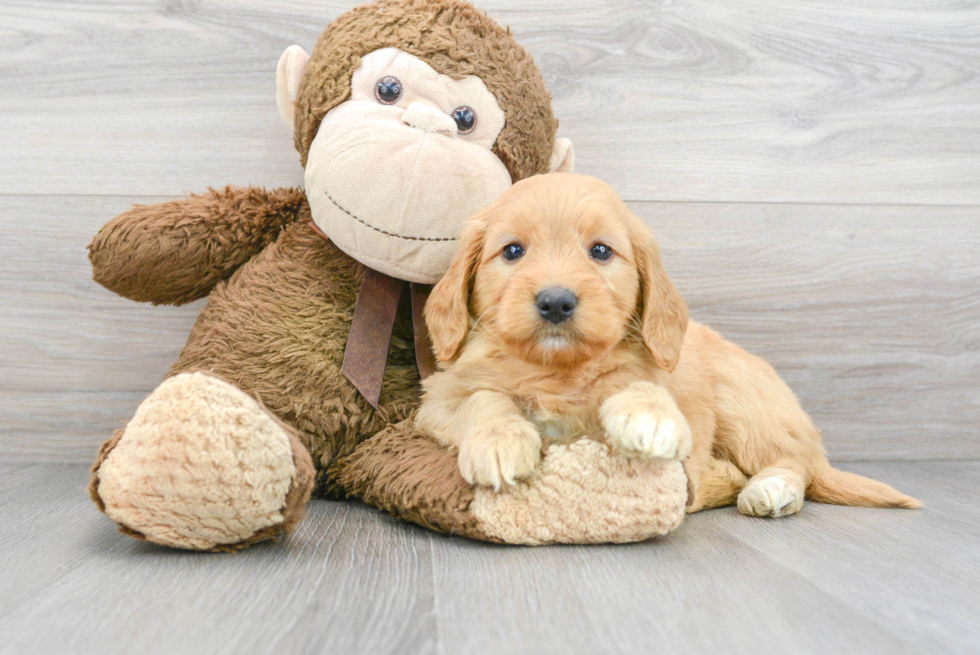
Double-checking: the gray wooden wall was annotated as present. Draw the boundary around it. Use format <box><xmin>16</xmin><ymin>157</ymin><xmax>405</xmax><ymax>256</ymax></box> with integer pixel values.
<box><xmin>2</xmin><ymin>0</ymin><xmax>978</xmax><ymax>462</ymax></box>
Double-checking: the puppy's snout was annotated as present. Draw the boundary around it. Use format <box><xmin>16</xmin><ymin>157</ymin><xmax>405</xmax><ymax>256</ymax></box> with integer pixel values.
<box><xmin>535</xmin><ymin>287</ymin><xmax>577</xmax><ymax>324</ymax></box>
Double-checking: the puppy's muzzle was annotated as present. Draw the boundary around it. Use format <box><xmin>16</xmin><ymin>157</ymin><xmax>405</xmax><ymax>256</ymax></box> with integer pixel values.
<box><xmin>536</xmin><ymin>287</ymin><xmax>577</xmax><ymax>324</ymax></box>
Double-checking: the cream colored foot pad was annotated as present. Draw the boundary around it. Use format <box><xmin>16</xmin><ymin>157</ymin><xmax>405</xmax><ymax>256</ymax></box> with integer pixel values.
<box><xmin>97</xmin><ymin>373</ymin><xmax>297</xmax><ymax>550</ymax></box>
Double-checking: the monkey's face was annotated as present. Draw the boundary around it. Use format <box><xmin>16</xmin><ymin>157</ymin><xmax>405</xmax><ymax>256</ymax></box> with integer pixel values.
<box><xmin>303</xmin><ymin>48</ymin><xmax>513</xmax><ymax>283</ymax></box>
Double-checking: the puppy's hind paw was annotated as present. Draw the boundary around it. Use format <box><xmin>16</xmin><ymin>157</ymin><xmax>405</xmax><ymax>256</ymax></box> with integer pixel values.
<box><xmin>737</xmin><ymin>475</ymin><xmax>804</xmax><ymax>518</ymax></box>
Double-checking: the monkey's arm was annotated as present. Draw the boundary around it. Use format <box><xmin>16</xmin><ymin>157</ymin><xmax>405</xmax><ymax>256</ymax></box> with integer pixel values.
<box><xmin>88</xmin><ymin>186</ymin><xmax>308</xmax><ymax>305</ymax></box>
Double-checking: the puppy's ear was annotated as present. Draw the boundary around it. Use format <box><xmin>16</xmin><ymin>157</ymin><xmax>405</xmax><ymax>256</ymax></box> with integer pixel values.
<box><xmin>632</xmin><ymin>226</ymin><xmax>688</xmax><ymax>372</ymax></box>
<box><xmin>425</xmin><ymin>213</ymin><xmax>488</xmax><ymax>362</ymax></box>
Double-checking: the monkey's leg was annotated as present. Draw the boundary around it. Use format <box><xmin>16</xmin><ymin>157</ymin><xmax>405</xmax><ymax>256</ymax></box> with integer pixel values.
<box><xmin>89</xmin><ymin>222</ymin><xmax>420</xmax><ymax>549</ymax></box>
<box><xmin>169</xmin><ymin>221</ymin><xmax>422</xmax><ymax>484</ymax></box>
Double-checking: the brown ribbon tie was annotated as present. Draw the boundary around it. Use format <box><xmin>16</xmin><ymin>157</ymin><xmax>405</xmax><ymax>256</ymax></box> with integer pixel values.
<box><xmin>310</xmin><ymin>222</ymin><xmax>436</xmax><ymax>408</ymax></box>
<box><xmin>410</xmin><ymin>283</ymin><xmax>437</xmax><ymax>381</ymax></box>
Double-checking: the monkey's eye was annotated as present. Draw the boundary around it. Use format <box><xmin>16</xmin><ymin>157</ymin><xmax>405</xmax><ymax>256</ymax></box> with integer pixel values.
<box><xmin>451</xmin><ymin>106</ymin><xmax>477</xmax><ymax>134</ymax></box>
<box><xmin>590</xmin><ymin>243</ymin><xmax>613</xmax><ymax>261</ymax></box>
<box><xmin>375</xmin><ymin>76</ymin><xmax>402</xmax><ymax>105</ymax></box>
<box><xmin>502</xmin><ymin>243</ymin><xmax>525</xmax><ymax>261</ymax></box>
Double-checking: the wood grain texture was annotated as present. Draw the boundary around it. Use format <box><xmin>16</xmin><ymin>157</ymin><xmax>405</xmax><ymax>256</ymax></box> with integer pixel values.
<box><xmin>0</xmin><ymin>463</ymin><xmax>438</xmax><ymax>655</ymax></box>
<box><xmin>1</xmin><ymin>0</ymin><xmax>978</xmax><ymax>203</ymax></box>
<box><xmin>2</xmin><ymin>195</ymin><xmax>977</xmax><ymax>461</ymax></box>
<box><xmin>0</xmin><ymin>461</ymin><xmax>977</xmax><ymax>654</ymax></box>
<box><xmin>638</xmin><ymin>202</ymin><xmax>980</xmax><ymax>461</ymax></box>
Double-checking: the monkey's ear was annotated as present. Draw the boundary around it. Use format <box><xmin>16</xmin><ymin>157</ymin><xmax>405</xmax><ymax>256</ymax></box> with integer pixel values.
<box><xmin>549</xmin><ymin>138</ymin><xmax>575</xmax><ymax>174</ymax></box>
<box><xmin>277</xmin><ymin>45</ymin><xmax>310</xmax><ymax>129</ymax></box>
<box><xmin>424</xmin><ymin>213</ymin><xmax>489</xmax><ymax>362</ymax></box>
<box><xmin>631</xmin><ymin>224</ymin><xmax>689</xmax><ymax>372</ymax></box>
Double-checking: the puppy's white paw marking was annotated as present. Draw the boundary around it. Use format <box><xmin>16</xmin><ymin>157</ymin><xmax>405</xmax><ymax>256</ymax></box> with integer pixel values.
<box><xmin>600</xmin><ymin>394</ymin><xmax>692</xmax><ymax>460</ymax></box>
<box><xmin>458</xmin><ymin>417</ymin><xmax>542</xmax><ymax>490</ymax></box>
<box><xmin>737</xmin><ymin>475</ymin><xmax>804</xmax><ymax>518</ymax></box>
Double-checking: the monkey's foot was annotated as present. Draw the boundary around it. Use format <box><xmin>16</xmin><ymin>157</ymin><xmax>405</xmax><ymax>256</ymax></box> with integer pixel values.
<box><xmin>89</xmin><ymin>372</ymin><xmax>315</xmax><ymax>551</ymax></box>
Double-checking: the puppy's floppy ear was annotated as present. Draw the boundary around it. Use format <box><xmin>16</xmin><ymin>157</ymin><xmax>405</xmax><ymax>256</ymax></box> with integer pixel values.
<box><xmin>425</xmin><ymin>212</ymin><xmax>489</xmax><ymax>362</ymax></box>
<box><xmin>631</xmin><ymin>225</ymin><xmax>688</xmax><ymax>372</ymax></box>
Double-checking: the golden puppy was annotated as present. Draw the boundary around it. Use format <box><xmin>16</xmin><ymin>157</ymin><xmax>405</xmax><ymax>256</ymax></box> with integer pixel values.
<box><xmin>419</xmin><ymin>173</ymin><xmax>920</xmax><ymax>517</ymax></box>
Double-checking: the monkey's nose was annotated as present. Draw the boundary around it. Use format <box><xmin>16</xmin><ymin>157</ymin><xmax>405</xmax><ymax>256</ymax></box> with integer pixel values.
<box><xmin>401</xmin><ymin>102</ymin><xmax>457</xmax><ymax>136</ymax></box>
<box><xmin>536</xmin><ymin>287</ymin><xmax>578</xmax><ymax>324</ymax></box>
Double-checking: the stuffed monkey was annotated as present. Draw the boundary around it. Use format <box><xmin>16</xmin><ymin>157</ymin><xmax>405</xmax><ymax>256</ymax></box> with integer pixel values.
<box><xmin>88</xmin><ymin>0</ymin><xmax>687</xmax><ymax>551</ymax></box>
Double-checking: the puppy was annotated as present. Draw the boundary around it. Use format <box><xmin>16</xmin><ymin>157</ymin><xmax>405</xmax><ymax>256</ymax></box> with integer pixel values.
<box><xmin>418</xmin><ymin>173</ymin><xmax>920</xmax><ymax>517</ymax></box>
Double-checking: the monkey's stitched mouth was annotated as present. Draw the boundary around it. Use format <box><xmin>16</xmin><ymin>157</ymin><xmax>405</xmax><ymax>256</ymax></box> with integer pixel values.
<box><xmin>324</xmin><ymin>190</ymin><xmax>458</xmax><ymax>243</ymax></box>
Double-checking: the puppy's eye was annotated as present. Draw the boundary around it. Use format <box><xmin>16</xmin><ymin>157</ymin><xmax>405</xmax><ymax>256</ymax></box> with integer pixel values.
<box><xmin>375</xmin><ymin>76</ymin><xmax>402</xmax><ymax>104</ymax></box>
<box><xmin>502</xmin><ymin>243</ymin><xmax>525</xmax><ymax>261</ymax></box>
<box><xmin>451</xmin><ymin>106</ymin><xmax>477</xmax><ymax>134</ymax></box>
<box><xmin>590</xmin><ymin>243</ymin><xmax>613</xmax><ymax>261</ymax></box>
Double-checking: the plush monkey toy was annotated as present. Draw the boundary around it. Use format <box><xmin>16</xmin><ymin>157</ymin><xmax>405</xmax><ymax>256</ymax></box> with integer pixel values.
<box><xmin>87</xmin><ymin>0</ymin><xmax>688</xmax><ymax>550</ymax></box>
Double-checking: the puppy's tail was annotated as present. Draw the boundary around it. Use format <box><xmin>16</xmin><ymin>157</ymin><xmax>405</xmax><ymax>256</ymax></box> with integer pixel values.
<box><xmin>806</xmin><ymin>461</ymin><xmax>921</xmax><ymax>509</ymax></box>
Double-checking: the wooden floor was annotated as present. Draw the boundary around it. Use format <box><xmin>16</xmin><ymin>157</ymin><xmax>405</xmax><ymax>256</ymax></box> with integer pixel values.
<box><xmin>0</xmin><ymin>461</ymin><xmax>977</xmax><ymax>655</ymax></box>
<box><xmin>2</xmin><ymin>1</ymin><xmax>979</xmax><ymax>653</ymax></box>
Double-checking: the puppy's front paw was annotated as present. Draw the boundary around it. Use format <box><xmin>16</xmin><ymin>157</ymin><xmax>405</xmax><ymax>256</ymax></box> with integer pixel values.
<box><xmin>600</xmin><ymin>388</ymin><xmax>692</xmax><ymax>460</ymax></box>
<box><xmin>458</xmin><ymin>417</ymin><xmax>542</xmax><ymax>490</ymax></box>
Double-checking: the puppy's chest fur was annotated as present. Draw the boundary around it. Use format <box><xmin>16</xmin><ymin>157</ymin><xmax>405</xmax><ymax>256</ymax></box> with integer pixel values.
<box><xmin>445</xmin><ymin>336</ymin><xmax>660</xmax><ymax>444</ymax></box>
<box><xmin>522</xmin><ymin>393</ymin><xmax>599</xmax><ymax>442</ymax></box>
<box><xmin>502</xmin><ymin>360</ymin><xmax>652</xmax><ymax>444</ymax></box>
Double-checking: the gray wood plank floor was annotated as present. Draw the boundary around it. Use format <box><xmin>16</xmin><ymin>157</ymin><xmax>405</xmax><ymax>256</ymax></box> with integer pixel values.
<box><xmin>0</xmin><ymin>461</ymin><xmax>977</xmax><ymax>655</ymax></box>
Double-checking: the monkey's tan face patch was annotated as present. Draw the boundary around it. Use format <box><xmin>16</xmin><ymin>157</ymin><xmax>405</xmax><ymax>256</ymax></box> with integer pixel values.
<box><xmin>352</xmin><ymin>48</ymin><xmax>506</xmax><ymax>149</ymax></box>
<box><xmin>305</xmin><ymin>48</ymin><xmax>512</xmax><ymax>284</ymax></box>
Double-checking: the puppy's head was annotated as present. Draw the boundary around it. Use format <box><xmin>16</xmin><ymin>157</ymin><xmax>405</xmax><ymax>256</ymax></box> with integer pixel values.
<box><xmin>425</xmin><ymin>174</ymin><xmax>688</xmax><ymax>370</ymax></box>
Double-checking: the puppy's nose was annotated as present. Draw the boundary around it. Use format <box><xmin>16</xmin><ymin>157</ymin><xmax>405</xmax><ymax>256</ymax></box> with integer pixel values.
<box><xmin>535</xmin><ymin>287</ymin><xmax>577</xmax><ymax>324</ymax></box>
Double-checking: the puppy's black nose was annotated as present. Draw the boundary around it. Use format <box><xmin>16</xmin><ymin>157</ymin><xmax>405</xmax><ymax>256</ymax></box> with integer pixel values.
<box><xmin>536</xmin><ymin>287</ymin><xmax>577</xmax><ymax>324</ymax></box>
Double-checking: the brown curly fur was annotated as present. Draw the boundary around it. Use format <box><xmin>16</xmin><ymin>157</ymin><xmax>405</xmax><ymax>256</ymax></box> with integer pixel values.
<box><xmin>167</xmin><ymin>214</ymin><xmax>422</xmax><ymax>495</ymax></box>
<box><xmin>329</xmin><ymin>416</ymin><xmax>492</xmax><ymax>540</ymax></box>
<box><xmin>90</xmin><ymin>186</ymin><xmax>308</xmax><ymax>306</ymax></box>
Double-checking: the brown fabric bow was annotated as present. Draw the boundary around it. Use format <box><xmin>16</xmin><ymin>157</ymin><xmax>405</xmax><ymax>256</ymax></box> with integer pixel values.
<box><xmin>309</xmin><ymin>222</ymin><xmax>436</xmax><ymax>408</ymax></box>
